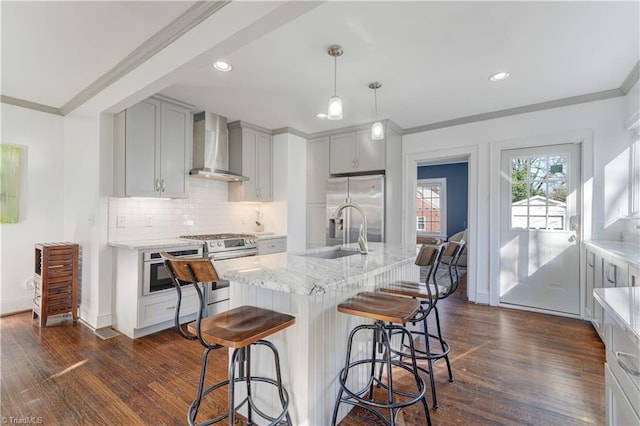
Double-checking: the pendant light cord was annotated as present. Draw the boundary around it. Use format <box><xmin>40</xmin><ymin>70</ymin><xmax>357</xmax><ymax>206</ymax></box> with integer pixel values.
<box><xmin>374</xmin><ymin>88</ymin><xmax>379</xmax><ymax>118</ymax></box>
<box><xmin>333</xmin><ymin>56</ymin><xmax>337</xmax><ymax>96</ymax></box>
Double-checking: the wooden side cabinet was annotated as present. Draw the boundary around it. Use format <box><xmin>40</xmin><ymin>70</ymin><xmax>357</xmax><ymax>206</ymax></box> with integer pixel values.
<box><xmin>33</xmin><ymin>243</ymin><xmax>79</xmax><ymax>327</ymax></box>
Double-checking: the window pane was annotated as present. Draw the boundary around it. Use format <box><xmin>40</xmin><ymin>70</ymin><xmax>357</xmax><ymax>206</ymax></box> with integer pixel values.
<box><xmin>510</xmin><ymin>154</ymin><xmax>568</xmax><ymax>230</ymax></box>
<box><xmin>416</xmin><ymin>180</ymin><xmax>444</xmax><ymax>234</ymax></box>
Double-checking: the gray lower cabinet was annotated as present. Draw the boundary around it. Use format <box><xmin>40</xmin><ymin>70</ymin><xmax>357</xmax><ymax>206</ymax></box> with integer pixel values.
<box><xmin>600</xmin><ymin>294</ymin><xmax>640</xmax><ymax>425</ymax></box>
<box><xmin>257</xmin><ymin>237</ymin><xmax>287</xmax><ymax>255</ymax></box>
<box><xmin>584</xmin><ymin>242</ymin><xmax>630</xmax><ymax>342</ymax></box>
<box><xmin>114</xmin><ymin>97</ymin><xmax>191</xmax><ymax>198</ymax></box>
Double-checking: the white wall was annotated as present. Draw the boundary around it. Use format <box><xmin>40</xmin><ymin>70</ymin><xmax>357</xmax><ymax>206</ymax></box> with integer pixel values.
<box><xmin>272</xmin><ymin>132</ymin><xmax>307</xmax><ymax>252</ymax></box>
<box><xmin>403</xmin><ymin>96</ymin><xmax>631</xmax><ymax>304</ymax></box>
<box><xmin>1</xmin><ymin>104</ymin><xmax>64</xmax><ymax>314</ymax></box>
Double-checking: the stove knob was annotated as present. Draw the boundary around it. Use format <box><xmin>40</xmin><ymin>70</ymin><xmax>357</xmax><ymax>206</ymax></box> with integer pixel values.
<box><xmin>217</xmin><ymin>241</ymin><xmax>223</xmax><ymax>247</ymax></box>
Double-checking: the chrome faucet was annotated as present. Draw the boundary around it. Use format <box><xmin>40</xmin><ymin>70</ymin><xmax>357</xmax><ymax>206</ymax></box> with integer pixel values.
<box><xmin>333</xmin><ymin>203</ymin><xmax>369</xmax><ymax>254</ymax></box>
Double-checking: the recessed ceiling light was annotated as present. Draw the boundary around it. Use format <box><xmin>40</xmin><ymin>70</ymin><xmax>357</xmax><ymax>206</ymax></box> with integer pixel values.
<box><xmin>489</xmin><ymin>71</ymin><xmax>509</xmax><ymax>82</ymax></box>
<box><xmin>316</xmin><ymin>113</ymin><xmax>328</xmax><ymax>119</ymax></box>
<box><xmin>213</xmin><ymin>61</ymin><xmax>232</xmax><ymax>72</ymax></box>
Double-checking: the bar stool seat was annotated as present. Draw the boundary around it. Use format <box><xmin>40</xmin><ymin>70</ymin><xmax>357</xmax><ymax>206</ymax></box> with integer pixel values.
<box><xmin>331</xmin><ymin>291</ymin><xmax>431</xmax><ymax>426</ymax></box>
<box><xmin>188</xmin><ymin>306</ymin><xmax>294</xmax><ymax>348</ymax></box>
<box><xmin>162</xmin><ymin>252</ymin><xmax>294</xmax><ymax>426</ymax></box>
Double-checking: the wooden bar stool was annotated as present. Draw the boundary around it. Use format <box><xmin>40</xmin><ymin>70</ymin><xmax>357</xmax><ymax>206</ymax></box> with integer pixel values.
<box><xmin>380</xmin><ymin>242</ymin><xmax>462</xmax><ymax>409</ymax></box>
<box><xmin>331</xmin><ymin>291</ymin><xmax>432</xmax><ymax>426</ymax></box>
<box><xmin>161</xmin><ymin>252</ymin><xmax>295</xmax><ymax>426</ymax></box>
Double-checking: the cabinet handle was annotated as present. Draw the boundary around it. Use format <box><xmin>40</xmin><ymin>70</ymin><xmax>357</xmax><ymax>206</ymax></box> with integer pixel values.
<box><xmin>587</xmin><ymin>252</ymin><xmax>595</xmax><ymax>268</ymax></box>
<box><xmin>615</xmin><ymin>351</ymin><xmax>640</xmax><ymax>377</ymax></box>
<box><xmin>606</xmin><ymin>263</ymin><xmax>617</xmax><ymax>284</ymax></box>
<box><xmin>155</xmin><ymin>178</ymin><xmax>161</xmax><ymax>192</ymax></box>
<box><xmin>161</xmin><ymin>179</ymin><xmax>165</xmax><ymax>192</ymax></box>
<box><xmin>166</xmin><ymin>306</ymin><xmax>176</xmax><ymax>310</ymax></box>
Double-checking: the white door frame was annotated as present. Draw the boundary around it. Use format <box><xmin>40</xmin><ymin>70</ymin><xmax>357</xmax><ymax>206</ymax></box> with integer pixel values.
<box><xmin>488</xmin><ymin>130</ymin><xmax>594</xmax><ymax>316</ymax></box>
<box><xmin>403</xmin><ymin>145</ymin><xmax>479</xmax><ymax>303</ymax></box>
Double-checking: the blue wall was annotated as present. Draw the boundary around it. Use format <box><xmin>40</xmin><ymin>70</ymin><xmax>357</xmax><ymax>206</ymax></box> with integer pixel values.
<box><xmin>417</xmin><ymin>162</ymin><xmax>468</xmax><ymax>237</ymax></box>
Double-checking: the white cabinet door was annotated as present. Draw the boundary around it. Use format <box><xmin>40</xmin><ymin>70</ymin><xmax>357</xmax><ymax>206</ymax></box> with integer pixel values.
<box><xmin>160</xmin><ymin>102</ymin><xmax>190</xmax><ymax>198</ymax></box>
<box><xmin>307</xmin><ymin>137</ymin><xmax>330</xmax><ymax>203</ymax></box>
<box><xmin>330</xmin><ymin>130</ymin><xmax>385</xmax><ymax>174</ymax></box>
<box><xmin>355</xmin><ymin>129</ymin><xmax>385</xmax><ymax>172</ymax></box>
<box><xmin>125</xmin><ymin>99</ymin><xmax>161</xmax><ymax>197</ymax></box>
<box><xmin>330</xmin><ymin>132</ymin><xmax>356</xmax><ymax>174</ymax></box>
<box><xmin>228</xmin><ymin>124</ymin><xmax>273</xmax><ymax>202</ymax></box>
<box><xmin>256</xmin><ymin>131</ymin><xmax>273</xmax><ymax>201</ymax></box>
<box><xmin>120</xmin><ymin>98</ymin><xmax>189</xmax><ymax>198</ymax></box>
<box><xmin>603</xmin><ymin>255</ymin><xmax>629</xmax><ymax>288</ymax></box>
<box><xmin>605</xmin><ymin>364</ymin><xmax>640</xmax><ymax>426</ymax></box>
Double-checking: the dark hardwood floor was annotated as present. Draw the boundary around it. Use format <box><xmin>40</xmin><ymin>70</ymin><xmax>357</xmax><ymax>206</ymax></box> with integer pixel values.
<box><xmin>1</xmin><ymin>276</ymin><xmax>605</xmax><ymax>425</ymax></box>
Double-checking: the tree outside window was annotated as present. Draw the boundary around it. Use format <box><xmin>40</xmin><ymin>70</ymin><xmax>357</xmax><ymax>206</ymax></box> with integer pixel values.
<box><xmin>510</xmin><ymin>154</ymin><xmax>568</xmax><ymax>229</ymax></box>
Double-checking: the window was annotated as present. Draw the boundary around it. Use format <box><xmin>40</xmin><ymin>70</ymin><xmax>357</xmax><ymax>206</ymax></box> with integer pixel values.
<box><xmin>510</xmin><ymin>154</ymin><xmax>568</xmax><ymax>230</ymax></box>
<box><xmin>416</xmin><ymin>178</ymin><xmax>446</xmax><ymax>236</ymax></box>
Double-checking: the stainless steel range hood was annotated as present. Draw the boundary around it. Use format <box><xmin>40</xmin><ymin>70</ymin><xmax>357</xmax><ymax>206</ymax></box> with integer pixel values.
<box><xmin>190</xmin><ymin>112</ymin><xmax>249</xmax><ymax>182</ymax></box>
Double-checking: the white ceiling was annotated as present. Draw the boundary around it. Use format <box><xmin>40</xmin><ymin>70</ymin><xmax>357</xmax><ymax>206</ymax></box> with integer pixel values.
<box><xmin>2</xmin><ymin>1</ymin><xmax>638</xmax><ymax>134</ymax></box>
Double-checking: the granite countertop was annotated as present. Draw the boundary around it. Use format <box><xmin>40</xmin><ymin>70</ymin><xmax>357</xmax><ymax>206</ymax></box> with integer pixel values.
<box><xmin>594</xmin><ymin>286</ymin><xmax>640</xmax><ymax>342</ymax></box>
<box><xmin>108</xmin><ymin>238</ymin><xmax>204</xmax><ymax>250</ymax></box>
<box><xmin>109</xmin><ymin>233</ymin><xmax>287</xmax><ymax>250</ymax></box>
<box><xmin>214</xmin><ymin>242</ymin><xmax>417</xmax><ymax>296</ymax></box>
<box><xmin>255</xmin><ymin>233</ymin><xmax>287</xmax><ymax>241</ymax></box>
<box><xmin>584</xmin><ymin>240</ymin><xmax>640</xmax><ymax>268</ymax></box>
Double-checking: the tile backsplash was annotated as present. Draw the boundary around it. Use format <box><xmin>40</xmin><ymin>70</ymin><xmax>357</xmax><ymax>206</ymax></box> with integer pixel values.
<box><xmin>108</xmin><ymin>178</ymin><xmax>276</xmax><ymax>242</ymax></box>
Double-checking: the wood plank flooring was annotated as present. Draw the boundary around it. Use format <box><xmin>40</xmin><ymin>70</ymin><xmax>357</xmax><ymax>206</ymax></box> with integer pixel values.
<box><xmin>1</xmin><ymin>276</ymin><xmax>605</xmax><ymax>425</ymax></box>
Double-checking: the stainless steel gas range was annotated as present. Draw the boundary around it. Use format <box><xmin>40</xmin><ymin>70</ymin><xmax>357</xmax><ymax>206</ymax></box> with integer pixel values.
<box><xmin>179</xmin><ymin>233</ymin><xmax>258</xmax><ymax>315</ymax></box>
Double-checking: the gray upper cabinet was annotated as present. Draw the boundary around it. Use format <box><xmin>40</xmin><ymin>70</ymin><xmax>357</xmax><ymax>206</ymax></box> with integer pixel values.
<box><xmin>114</xmin><ymin>97</ymin><xmax>191</xmax><ymax>198</ymax></box>
<box><xmin>228</xmin><ymin>122</ymin><xmax>273</xmax><ymax>202</ymax></box>
<box><xmin>306</xmin><ymin>136</ymin><xmax>330</xmax><ymax>203</ymax></box>
<box><xmin>330</xmin><ymin>128</ymin><xmax>386</xmax><ymax>175</ymax></box>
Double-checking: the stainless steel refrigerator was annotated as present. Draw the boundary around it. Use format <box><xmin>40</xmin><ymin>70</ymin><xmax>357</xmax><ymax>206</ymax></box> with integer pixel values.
<box><xmin>326</xmin><ymin>174</ymin><xmax>385</xmax><ymax>246</ymax></box>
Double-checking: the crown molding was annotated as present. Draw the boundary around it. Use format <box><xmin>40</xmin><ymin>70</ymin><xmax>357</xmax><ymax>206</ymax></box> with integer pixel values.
<box><xmin>1</xmin><ymin>95</ymin><xmax>63</xmax><ymax>116</ymax></box>
<box><xmin>228</xmin><ymin>120</ymin><xmax>273</xmax><ymax>135</ymax></box>
<box><xmin>272</xmin><ymin>127</ymin><xmax>309</xmax><ymax>139</ymax></box>
<box><xmin>59</xmin><ymin>1</ymin><xmax>230</xmax><ymax>116</ymax></box>
<box><xmin>620</xmin><ymin>60</ymin><xmax>640</xmax><ymax>95</ymax></box>
<box><xmin>403</xmin><ymin>88</ymin><xmax>624</xmax><ymax>135</ymax></box>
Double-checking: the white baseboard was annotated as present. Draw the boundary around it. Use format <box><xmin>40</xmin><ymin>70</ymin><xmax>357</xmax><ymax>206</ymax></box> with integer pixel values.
<box><xmin>79</xmin><ymin>306</ymin><xmax>113</xmax><ymax>329</ymax></box>
<box><xmin>474</xmin><ymin>291</ymin><xmax>490</xmax><ymax>305</ymax></box>
<box><xmin>1</xmin><ymin>295</ymin><xmax>32</xmax><ymax>316</ymax></box>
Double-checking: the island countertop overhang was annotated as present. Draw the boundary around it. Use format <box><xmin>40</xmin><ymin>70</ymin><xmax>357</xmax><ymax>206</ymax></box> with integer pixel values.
<box><xmin>213</xmin><ymin>242</ymin><xmax>418</xmax><ymax>295</ymax></box>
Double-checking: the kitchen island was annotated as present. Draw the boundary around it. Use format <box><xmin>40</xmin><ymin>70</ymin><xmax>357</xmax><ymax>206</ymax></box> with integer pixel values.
<box><xmin>214</xmin><ymin>242</ymin><xmax>419</xmax><ymax>425</ymax></box>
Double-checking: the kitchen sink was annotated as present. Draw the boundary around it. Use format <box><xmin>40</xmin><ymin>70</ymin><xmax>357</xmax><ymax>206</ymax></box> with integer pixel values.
<box><xmin>299</xmin><ymin>248</ymin><xmax>362</xmax><ymax>259</ymax></box>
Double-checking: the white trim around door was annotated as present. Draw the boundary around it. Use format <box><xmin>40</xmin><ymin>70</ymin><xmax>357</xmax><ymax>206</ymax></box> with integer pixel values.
<box><xmin>488</xmin><ymin>130</ymin><xmax>594</xmax><ymax>317</ymax></box>
<box><xmin>403</xmin><ymin>145</ymin><xmax>480</xmax><ymax>303</ymax></box>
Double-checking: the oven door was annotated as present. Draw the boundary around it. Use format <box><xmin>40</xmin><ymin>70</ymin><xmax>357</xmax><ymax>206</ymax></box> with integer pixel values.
<box><xmin>143</xmin><ymin>260</ymin><xmax>178</xmax><ymax>295</ymax></box>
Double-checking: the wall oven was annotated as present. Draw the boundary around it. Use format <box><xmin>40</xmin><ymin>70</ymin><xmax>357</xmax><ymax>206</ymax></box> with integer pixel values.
<box><xmin>142</xmin><ymin>245</ymin><xmax>204</xmax><ymax>296</ymax></box>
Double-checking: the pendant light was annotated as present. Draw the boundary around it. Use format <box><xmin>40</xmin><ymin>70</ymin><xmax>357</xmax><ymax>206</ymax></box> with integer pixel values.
<box><xmin>369</xmin><ymin>81</ymin><xmax>384</xmax><ymax>140</ymax></box>
<box><xmin>327</xmin><ymin>45</ymin><xmax>344</xmax><ymax>120</ymax></box>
